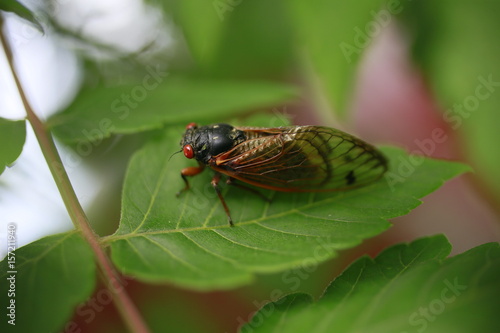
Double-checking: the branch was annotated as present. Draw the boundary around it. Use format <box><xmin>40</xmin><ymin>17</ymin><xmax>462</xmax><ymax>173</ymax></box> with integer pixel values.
<box><xmin>0</xmin><ymin>15</ymin><xmax>150</xmax><ymax>333</ymax></box>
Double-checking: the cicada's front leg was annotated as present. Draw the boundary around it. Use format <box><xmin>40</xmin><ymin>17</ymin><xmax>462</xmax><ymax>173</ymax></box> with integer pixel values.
<box><xmin>176</xmin><ymin>163</ymin><xmax>204</xmax><ymax>197</ymax></box>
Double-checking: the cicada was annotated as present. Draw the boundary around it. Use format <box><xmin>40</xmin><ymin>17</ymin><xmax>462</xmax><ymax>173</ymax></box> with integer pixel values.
<box><xmin>177</xmin><ymin>123</ymin><xmax>387</xmax><ymax>226</ymax></box>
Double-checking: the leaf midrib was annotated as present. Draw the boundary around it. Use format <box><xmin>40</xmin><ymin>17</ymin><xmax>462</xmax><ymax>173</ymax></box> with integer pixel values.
<box><xmin>0</xmin><ymin>231</ymin><xmax>76</xmax><ymax>278</ymax></box>
<box><xmin>101</xmin><ymin>189</ymin><xmax>383</xmax><ymax>245</ymax></box>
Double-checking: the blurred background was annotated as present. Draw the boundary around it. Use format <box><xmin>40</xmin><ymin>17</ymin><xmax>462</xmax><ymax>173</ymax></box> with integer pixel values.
<box><xmin>1</xmin><ymin>0</ymin><xmax>499</xmax><ymax>332</ymax></box>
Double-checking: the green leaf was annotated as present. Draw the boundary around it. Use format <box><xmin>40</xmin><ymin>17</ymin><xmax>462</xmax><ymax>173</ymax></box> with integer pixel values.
<box><xmin>104</xmin><ymin>125</ymin><xmax>469</xmax><ymax>290</ymax></box>
<box><xmin>0</xmin><ymin>117</ymin><xmax>26</xmax><ymax>175</ymax></box>
<box><xmin>159</xmin><ymin>0</ymin><xmax>295</xmax><ymax>78</ymax></box>
<box><xmin>245</xmin><ymin>292</ymin><xmax>314</xmax><ymax>331</ymax></box>
<box><xmin>288</xmin><ymin>0</ymin><xmax>386</xmax><ymax>115</ymax></box>
<box><xmin>157</xmin><ymin>0</ymin><xmax>225</xmax><ymax>70</ymax></box>
<box><xmin>0</xmin><ymin>0</ymin><xmax>42</xmax><ymax>31</ymax></box>
<box><xmin>204</xmin><ymin>0</ymin><xmax>295</xmax><ymax>79</ymax></box>
<box><xmin>399</xmin><ymin>1</ymin><xmax>500</xmax><ymax>204</ymax></box>
<box><xmin>48</xmin><ymin>78</ymin><xmax>297</xmax><ymax>143</ymax></box>
<box><xmin>244</xmin><ymin>235</ymin><xmax>500</xmax><ymax>333</ymax></box>
<box><xmin>0</xmin><ymin>231</ymin><xmax>96</xmax><ymax>332</ymax></box>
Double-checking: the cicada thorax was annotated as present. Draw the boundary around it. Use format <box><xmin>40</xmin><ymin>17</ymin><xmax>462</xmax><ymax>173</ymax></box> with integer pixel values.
<box><xmin>180</xmin><ymin>123</ymin><xmax>247</xmax><ymax>165</ymax></box>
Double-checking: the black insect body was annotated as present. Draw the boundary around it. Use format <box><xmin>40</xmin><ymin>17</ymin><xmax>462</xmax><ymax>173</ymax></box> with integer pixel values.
<box><xmin>177</xmin><ymin>123</ymin><xmax>388</xmax><ymax>226</ymax></box>
<box><xmin>180</xmin><ymin>123</ymin><xmax>247</xmax><ymax>164</ymax></box>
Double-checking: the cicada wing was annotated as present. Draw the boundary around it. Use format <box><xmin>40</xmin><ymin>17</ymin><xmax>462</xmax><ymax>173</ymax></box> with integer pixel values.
<box><xmin>211</xmin><ymin>126</ymin><xmax>387</xmax><ymax>192</ymax></box>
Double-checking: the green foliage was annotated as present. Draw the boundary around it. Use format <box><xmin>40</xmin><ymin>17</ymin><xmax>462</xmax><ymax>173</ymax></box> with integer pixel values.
<box><xmin>159</xmin><ymin>0</ymin><xmax>225</xmax><ymax>70</ymax></box>
<box><xmin>104</xmin><ymin>125</ymin><xmax>468</xmax><ymax>290</ymax></box>
<box><xmin>288</xmin><ymin>0</ymin><xmax>386</xmax><ymax>114</ymax></box>
<box><xmin>159</xmin><ymin>0</ymin><xmax>295</xmax><ymax>78</ymax></box>
<box><xmin>48</xmin><ymin>78</ymin><xmax>297</xmax><ymax>143</ymax></box>
<box><xmin>399</xmin><ymin>0</ymin><xmax>500</xmax><ymax>205</ymax></box>
<box><xmin>0</xmin><ymin>117</ymin><xmax>26</xmax><ymax>175</ymax></box>
<box><xmin>1</xmin><ymin>0</ymin><xmax>498</xmax><ymax>331</ymax></box>
<box><xmin>0</xmin><ymin>232</ymin><xmax>96</xmax><ymax>333</ymax></box>
<box><xmin>243</xmin><ymin>235</ymin><xmax>500</xmax><ymax>333</ymax></box>
<box><xmin>0</xmin><ymin>0</ymin><xmax>42</xmax><ymax>30</ymax></box>
<box><xmin>159</xmin><ymin>0</ymin><xmax>388</xmax><ymax>115</ymax></box>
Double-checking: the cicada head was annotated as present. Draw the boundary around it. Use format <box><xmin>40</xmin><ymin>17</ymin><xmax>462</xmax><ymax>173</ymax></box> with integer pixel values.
<box><xmin>180</xmin><ymin>123</ymin><xmax>246</xmax><ymax>165</ymax></box>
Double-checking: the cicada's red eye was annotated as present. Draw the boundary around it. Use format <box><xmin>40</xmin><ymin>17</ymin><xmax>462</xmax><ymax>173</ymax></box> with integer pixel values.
<box><xmin>186</xmin><ymin>122</ymin><xmax>197</xmax><ymax>130</ymax></box>
<box><xmin>183</xmin><ymin>144</ymin><xmax>194</xmax><ymax>159</ymax></box>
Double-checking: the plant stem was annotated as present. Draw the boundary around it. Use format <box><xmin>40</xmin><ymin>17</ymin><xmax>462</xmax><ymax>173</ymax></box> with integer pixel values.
<box><xmin>0</xmin><ymin>16</ymin><xmax>150</xmax><ymax>333</ymax></box>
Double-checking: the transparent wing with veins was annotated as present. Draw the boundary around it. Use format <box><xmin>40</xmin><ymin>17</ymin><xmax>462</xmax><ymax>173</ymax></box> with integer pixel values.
<box><xmin>210</xmin><ymin>126</ymin><xmax>387</xmax><ymax>192</ymax></box>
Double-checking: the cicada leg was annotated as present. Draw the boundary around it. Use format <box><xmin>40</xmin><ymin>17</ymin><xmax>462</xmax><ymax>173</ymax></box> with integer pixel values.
<box><xmin>176</xmin><ymin>163</ymin><xmax>204</xmax><ymax>197</ymax></box>
<box><xmin>211</xmin><ymin>173</ymin><xmax>234</xmax><ymax>227</ymax></box>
